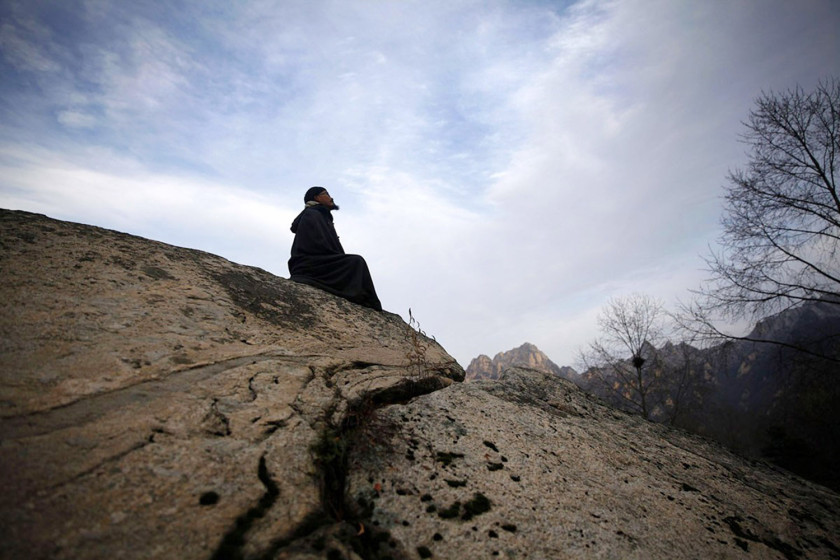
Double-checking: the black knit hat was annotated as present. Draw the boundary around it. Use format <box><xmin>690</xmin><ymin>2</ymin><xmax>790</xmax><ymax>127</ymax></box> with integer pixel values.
<box><xmin>304</xmin><ymin>186</ymin><xmax>326</xmax><ymax>202</ymax></box>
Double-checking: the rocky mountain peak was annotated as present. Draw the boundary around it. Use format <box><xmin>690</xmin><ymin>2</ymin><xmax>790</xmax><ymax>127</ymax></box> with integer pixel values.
<box><xmin>466</xmin><ymin>342</ymin><xmax>575</xmax><ymax>381</ymax></box>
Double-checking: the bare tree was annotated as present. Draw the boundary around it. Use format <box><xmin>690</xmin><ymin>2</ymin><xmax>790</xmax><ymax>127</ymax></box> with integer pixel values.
<box><xmin>580</xmin><ymin>294</ymin><xmax>667</xmax><ymax>419</ymax></box>
<box><xmin>685</xmin><ymin>78</ymin><xmax>840</xmax><ymax>358</ymax></box>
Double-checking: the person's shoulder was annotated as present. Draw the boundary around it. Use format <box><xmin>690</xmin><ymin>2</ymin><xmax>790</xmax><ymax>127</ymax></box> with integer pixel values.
<box><xmin>297</xmin><ymin>206</ymin><xmax>331</xmax><ymax>225</ymax></box>
<box><xmin>307</xmin><ymin>205</ymin><xmax>332</xmax><ymax>219</ymax></box>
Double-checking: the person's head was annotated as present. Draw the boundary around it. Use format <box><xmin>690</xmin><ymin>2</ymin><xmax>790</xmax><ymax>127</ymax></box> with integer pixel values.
<box><xmin>304</xmin><ymin>186</ymin><xmax>339</xmax><ymax>210</ymax></box>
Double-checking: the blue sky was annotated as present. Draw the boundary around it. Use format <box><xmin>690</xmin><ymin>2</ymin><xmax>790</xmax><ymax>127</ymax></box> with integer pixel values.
<box><xmin>1</xmin><ymin>0</ymin><xmax>838</xmax><ymax>367</ymax></box>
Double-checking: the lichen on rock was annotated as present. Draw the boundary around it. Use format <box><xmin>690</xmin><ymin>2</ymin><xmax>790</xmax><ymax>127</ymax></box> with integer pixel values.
<box><xmin>345</xmin><ymin>367</ymin><xmax>840</xmax><ymax>559</ymax></box>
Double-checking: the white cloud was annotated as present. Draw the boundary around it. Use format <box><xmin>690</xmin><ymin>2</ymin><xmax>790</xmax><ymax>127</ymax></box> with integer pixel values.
<box><xmin>57</xmin><ymin>110</ymin><xmax>98</xmax><ymax>129</ymax></box>
<box><xmin>0</xmin><ymin>20</ymin><xmax>62</xmax><ymax>72</ymax></box>
<box><xmin>0</xmin><ymin>146</ymin><xmax>295</xmax><ymax>275</ymax></box>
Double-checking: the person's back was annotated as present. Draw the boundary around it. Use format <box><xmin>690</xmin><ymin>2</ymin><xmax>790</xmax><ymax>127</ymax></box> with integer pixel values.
<box><xmin>288</xmin><ymin>187</ymin><xmax>382</xmax><ymax>311</ymax></box>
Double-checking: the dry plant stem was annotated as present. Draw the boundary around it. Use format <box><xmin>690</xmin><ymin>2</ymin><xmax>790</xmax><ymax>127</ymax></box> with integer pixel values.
<box><xmin>405</xmin><ymin>308</ymin><xmax>432</xmax><ymax>382</ymax></box>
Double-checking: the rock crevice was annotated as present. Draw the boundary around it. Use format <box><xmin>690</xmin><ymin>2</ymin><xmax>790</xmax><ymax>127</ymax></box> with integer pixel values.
<box><xmin>211</xmin><ymin>455</ymin><xmax>282</xmax><ymax>560</ymax></box>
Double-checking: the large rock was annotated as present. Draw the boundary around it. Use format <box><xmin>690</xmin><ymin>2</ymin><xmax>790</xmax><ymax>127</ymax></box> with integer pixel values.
<box><xmin>2</xmin><ymin>208</ymin><xmax>840</xmax><ymax>560</ymax></box>
<box><xmin>0</xmin><ymin>209</ymin><xmax>462</xmax><ymax>560</ymax></box>
<box><xmin>346</xmin><ymin>369</ymin><xmax>840</xmax><ymax>559</ymax></box>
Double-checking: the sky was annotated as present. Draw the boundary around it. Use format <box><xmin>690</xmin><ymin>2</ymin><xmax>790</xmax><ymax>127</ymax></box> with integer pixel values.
<box><xmin>1</xmin><ymin>0</ymin><xmax>838</xmax><ymax>369</ymax></box>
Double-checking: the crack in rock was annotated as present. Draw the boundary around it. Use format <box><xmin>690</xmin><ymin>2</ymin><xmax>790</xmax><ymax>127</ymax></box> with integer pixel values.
<box><xmin>48</xmin><ymin>439</ymin><xmax>152</xmax><ymax>492</ymax></box>
<box><xmin>1</xmin><ymin>354</ymin><xmax>291</xmax><ymax>440</ymax></box>
<box><xmin>211</xmin><ymin>455</ymin><xmax>280</xmax><ymax>560</ymax></box>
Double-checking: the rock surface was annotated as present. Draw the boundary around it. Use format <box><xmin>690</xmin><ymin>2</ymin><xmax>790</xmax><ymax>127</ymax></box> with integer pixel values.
<box><xmin>347</xmin><ymin>368</ymin><xmax>840</xmax><ymax>559</ymax></box>
<box><xmin>2</xmin><ymin>209</ymin><xmax>840</xmax><ymax>560</ymax></box>
<box><xmin>0</xmin><ymin>209</ymin><xmax>462</xmax><ymax>560</ymax></box>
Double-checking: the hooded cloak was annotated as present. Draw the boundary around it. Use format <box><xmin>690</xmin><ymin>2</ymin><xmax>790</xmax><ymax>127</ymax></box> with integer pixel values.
<box><xmin>288</xmin><ymin>204</ymin><xmax>382</xmax><ymax>311</ymax></box>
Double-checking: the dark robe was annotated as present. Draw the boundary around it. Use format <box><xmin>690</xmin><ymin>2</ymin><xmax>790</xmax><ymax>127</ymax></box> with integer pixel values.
<box><xmin>288</xmin><ymin>205</ymin><xmax>382</xmax><ymax>311</ymax></box>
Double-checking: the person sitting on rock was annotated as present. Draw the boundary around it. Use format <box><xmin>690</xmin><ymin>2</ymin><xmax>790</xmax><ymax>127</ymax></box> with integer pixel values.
<box><xmin>288</xmin><ymin>186</ymin><xmax>382</xmax><ymax>311</ymax></box>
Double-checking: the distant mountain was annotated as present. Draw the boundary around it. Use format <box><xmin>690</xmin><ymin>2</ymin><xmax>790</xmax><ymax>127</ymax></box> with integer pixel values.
<box><xmin>469</xmin><ymin>302</ymin><xmax>840</xmax><ymax>491</ymax></box>
<box><xmin>466</xmin><ymin>342</ymin><xmax>576</xmax><ymax>381</ymax></box>
<box><xmin>573</xmin><ymin>299</ymin><xmax>840</xmax><ymax>491</ymax></box>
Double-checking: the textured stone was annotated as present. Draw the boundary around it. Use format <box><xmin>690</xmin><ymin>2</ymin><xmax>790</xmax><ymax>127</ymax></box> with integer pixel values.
<box><xmin>3</xmin><ymin>208</ymin><xmax>840</xmax><ymax>560</ymax></box>
<box><xmin>346</xmin><ymin>368</ymin><xmax>840</xmax><ymax>559</ymax></box>
<box><xmin>0</xmin><ymin>210</ymin><xmax>462</xmax><ymax>560</ymax></box>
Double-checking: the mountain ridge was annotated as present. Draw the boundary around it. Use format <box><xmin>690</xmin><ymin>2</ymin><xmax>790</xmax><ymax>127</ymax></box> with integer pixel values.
<box><xmin>469</xmin><ymin>303</ymin><xmax>840</xmax><ymax>491</ymax></box>
<box><xmin>465</xmin><ymin>341</ymin><xmax>576</xmax><ymax>381</ymax></box>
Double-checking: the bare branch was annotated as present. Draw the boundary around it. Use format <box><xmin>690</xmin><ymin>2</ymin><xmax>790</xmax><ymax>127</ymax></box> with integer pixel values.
<box><xmin>693</xmin><ymin>78</ymin><xmax>840</xmax><ymax>337</ymax></box>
